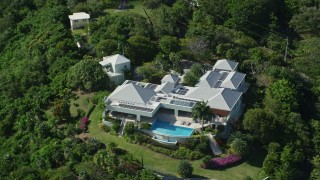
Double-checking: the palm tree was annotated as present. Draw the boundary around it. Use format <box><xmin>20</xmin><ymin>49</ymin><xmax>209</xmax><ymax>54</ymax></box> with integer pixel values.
<box><xmin>192</xmin><ymin>101</ymin><xmax>212</xmax><ymax>130</ymax></box>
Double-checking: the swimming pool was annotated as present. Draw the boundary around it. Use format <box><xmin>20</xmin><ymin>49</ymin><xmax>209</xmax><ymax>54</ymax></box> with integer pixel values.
<box><xmin>151</xmin><ymin>119</ymin><xmax>194</xmax><ymax>137</ymax></box>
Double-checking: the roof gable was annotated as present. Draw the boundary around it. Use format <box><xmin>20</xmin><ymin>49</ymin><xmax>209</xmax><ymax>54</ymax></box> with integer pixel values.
<box><xmin>186</xmin><ymin>87</ymin><xmax>221</xmax><ymax>100</ymax></box>
<box><xmin>69</xmin><ymin>12</ymin><xmax>90</xmax><ymax>20</ymax></box>
<box><xmin>208</xmin><ymin>88</ymin><xmax>242</xmax><ymax>111</ymax></box>
<box><xmin>155</xmin><ymin>82</ymin><xmax>175</xmax><ymax>94</ymax></box>
<box><xmin>196</xmin><ymin>71</ymin><xmax>222</xmax><ymax>88</ymax></box>
<box><xmin>213</xmin><ymin>59</ymin><xmax>238</xmax><ymax>71</ymax></box>
<box><xmin>100</xmin><ymin>54</ymin><xmax>130</xmax><ymax>66</ymax></box>
<box><xmin>108</xmin><ymin>83</ymin><xmax>156</xmax><ymax>104</ymax></box>
<box><xmin>161</xmin><ymin>74</ymin><xmax>179</xmax><ymax>84</ymax></box>
<box><xmin>220</xmin><ymin>72</ymin><xmax>246</xmax><ymax>89</ymax></box>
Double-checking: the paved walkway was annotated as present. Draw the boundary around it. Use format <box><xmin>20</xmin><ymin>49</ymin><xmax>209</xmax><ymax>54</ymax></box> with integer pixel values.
<box><xmin>208</xmin><ymin>133</ymin><xmax>222</xmax><ymax>155</ymax></box>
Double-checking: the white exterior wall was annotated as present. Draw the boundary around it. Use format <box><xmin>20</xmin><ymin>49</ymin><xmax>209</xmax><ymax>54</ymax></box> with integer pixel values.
<box><xmin>109</xmin><ymin>74</ymin><xmax>125</xmax><ymax>85</ymax></box>
<box><xmin>226</xmin><ymin>97</ymin><xmax>242</xmax><ymax>122</ymax></box>
<box><xmin>114</xmin><ymin>62</ymin><xmax>130</xmax><ymax>73</ymax></box>
<box><xmin>70</xmin><ymin>19</ymin><xmax>89</xmax><ymax>30</ymax></box>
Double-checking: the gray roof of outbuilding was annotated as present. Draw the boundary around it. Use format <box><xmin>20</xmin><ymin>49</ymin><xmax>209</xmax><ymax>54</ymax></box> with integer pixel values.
<box><xmin>108</xmin><ymin>83</ymin><xmax>156</xmax><ymax>104</ymax></box>
<box><xmin>100</xmin><ymin>54</ymin><xmax>130</xmax><ymax>66</ymax></box>
<box><xmin>213</xmin><ymin>59</ymin><xmax>238</xmax><ymax>71</ymax></box>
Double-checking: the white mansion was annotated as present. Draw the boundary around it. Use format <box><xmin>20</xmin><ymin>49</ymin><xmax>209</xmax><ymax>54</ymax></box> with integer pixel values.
<box><xmin>105</xmin><ymin>59</ymin><xmax>246</xmax><ymax>126</ymax></box>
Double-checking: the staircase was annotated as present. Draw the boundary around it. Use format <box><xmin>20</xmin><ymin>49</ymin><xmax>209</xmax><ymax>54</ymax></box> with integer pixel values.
<box><xmin>208</xmin><ymin>133</ymin><xmax>222</xmax><ymax>155</ymax></box>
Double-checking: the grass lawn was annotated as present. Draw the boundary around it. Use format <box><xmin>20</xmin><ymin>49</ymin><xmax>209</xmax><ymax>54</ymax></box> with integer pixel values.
<box><xmin>104</xmin><ymin>0</ymin><xmax>151</xmax><ymax>18</ymax></box>
<box><xmin>87</xmin><ymin>103</ymin><xmax>265</xmax><ymax>179</ymax></box>
<box><xmin>70</xmin><ymin>91</ymin><xmax>95</xmax><ymax>117</ymax></box>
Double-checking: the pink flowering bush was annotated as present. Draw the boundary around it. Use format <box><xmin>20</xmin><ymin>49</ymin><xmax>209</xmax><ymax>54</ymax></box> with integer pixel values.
<box><xmin>81</xmin><ymin>117</ymin><xmax>88</xmax><ymax>124</ymax></box>
<box><xmin>201</xmin><ymin>155</ymin><xmax>241</xmax><ymax>169</ymax></box>
<box><xmin>80</xmin><ymin>117</ymin><xmax>89</xmax><ymax>131</ymax></box>
<box><xmin>211</xmin><ymin>155</ymin><xmax>241</xmax><ymax>168</ymax></box>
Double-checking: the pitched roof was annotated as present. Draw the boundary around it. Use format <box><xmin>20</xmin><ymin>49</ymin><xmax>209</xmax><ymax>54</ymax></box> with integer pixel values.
<box><xmin>196</xmin><ymin>71</ymin><xmax>221</xmax><ymax>88</ymax></box>
<box><xmin>161</xmin><ymin>74</ymin><xmax>180</xmax><ymax>84</ymax></box>
<box><xmin>108</xmin><ymin>83</ymin><xmax>156</xmax><ymax>104</ymax></box>
<box><xmin>99</xmin><ymin>54</ymin><xmax>130</xmax><ymax>66</ymax></box>
<box><xmin>186</xmin><ymin>87</ymin><xmax>221</xmax><ymax>100</ymax></box>
<box><xmin>213</xmin><ymin>59</ymin><xmax>238</xmax><ymax>71</ymax></box>
<box><xmin>220</xmin><ymin>72</ymin><xmax>246</xmax><ymax>90</ymax></box>
<box><xmin>68</xmin><ymin>12</ymin><xmax>90</xmax><ymax>20</ymax></box>
<box><xmin>154</xmin><ymin>82</ymin><xmax>175</xmax><ymax>94</ymax></box>
<box><xmin>208</xmin><ymin>88</ymin><xmax>242</xmax><ymax>111</ymax></box>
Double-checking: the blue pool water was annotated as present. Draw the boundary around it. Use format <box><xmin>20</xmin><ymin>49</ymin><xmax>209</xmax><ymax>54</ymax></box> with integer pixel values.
<box><xmin>151</xmin><ymin>119</ymin><xmax>194</xmax><ymax>137</ymax></box>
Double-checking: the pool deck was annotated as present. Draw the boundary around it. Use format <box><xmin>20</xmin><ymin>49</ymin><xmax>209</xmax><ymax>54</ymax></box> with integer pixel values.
<box><xmin>109</xmin><ymin>110</ymin><xmax>209</xmax><ymax>130</ymax></box>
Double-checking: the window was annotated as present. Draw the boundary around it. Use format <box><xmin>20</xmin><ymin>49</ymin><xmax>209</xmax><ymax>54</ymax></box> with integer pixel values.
<box><xmin>74</xmin><ymin>20</ymin><xmax>78</xmax><ymax>23</ymax></box>
<box><xmin>124</xmin><ymin>65</ymin><xmax>127</xmax><ymax>69</ymax></box>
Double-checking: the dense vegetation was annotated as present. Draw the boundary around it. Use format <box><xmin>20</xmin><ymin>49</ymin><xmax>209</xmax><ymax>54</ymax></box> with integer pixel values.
<box><xmin>0</xmin><ymin>0</ymin><xmax>320</xmax><ymax>179</ymax></box>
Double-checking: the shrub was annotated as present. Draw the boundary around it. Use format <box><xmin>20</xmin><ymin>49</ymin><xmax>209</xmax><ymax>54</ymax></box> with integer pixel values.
<box><xmin>216</xmin><ymin>125</ymin><xmax>225</xmax><ymax>133</ymax></box>
<box><xmin>77</xmin><ymin>109</ymin><xmax>86</xmax><ymax>117</ymax></box>
<box><xmin>111</xmin><ymin>123</ymin><xmax>120</xmax><ymax>135</ymax></box>
<box><xmin>196</xmin><ymin>142</ymin><xmax>210</xmax><ymax>154</ymax></box>
<box><xmin>183</xmin><ymin>138</ymin><xmax>198</xmax><ymax>150</ymax></box>
<box><xmin>177</xmin><ymin>160</ymin><xmax>193</xmax><ymax>178</ymax></box>
<box><xmin>143</xmin><ymin>0</ymin><xmax>162</xmax><ymax>9</ymax></box>
<box><xmin>100</xmin><ymin>123</ymin><xmax>110</xmax><ymax>133</ymax></box>
<box><xmin>140</xmin><ymin>122</ymin><xmax>151</xmax><ymax>130</ymax></box>
<box><xmin>208</xmin><ymin>155</ymin><xmax>242</xmax><ymax>169</ymax></box>
<box><xmin>230</xmin><ymin>138</ymin><xmax>249</xmax><ymax>156</ymax></box>
<box><xmin>201</xmin><ymin>155</ymin><xmax>212</xmax><ymax>166</ymax></box>
<box><xmin>172</xmin><ymin>147</ymin><xmax>203</xmax><ymax>160</ymax></box>
<box><xmin>123</xmin><ymin>122</ymin><xmax>135</xmax><ymax>136</ymax></box>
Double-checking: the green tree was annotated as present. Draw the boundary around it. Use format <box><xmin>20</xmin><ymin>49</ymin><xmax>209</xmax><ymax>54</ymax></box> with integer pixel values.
<box><xmin>136</xmin><ymin>61</ymin><xmax>166</xmax><ymax>84</ymax></box>
<box><xmin>264</xmin><ymin>79</ymin><xmax>298</xmax><ymax>114</ymax></box>
<box><xmin>139</xmin><ymin>169</ymin><xmax>160</xmax><ymax>180</ymax></box>
<box><xmin>243</xmin><ymin>108</ymin><xmax>277</xmax><ymax>144</ymax></box>
<box><xmin>94</xmin><ymin>150</ymin><xmax>118</xmax><ymax>175</ymax></box>
<box><xmin>95</xmin><ymin>39</ymin><xmax>118</xmax><ymax>58</ymax></box>
<box><xmin>177</xmin><ymin>160</ymin><xmax>193</xmax><ymax>178</ymax></box>
<box><xmin>230</xmin><ymin>138</ymin><xmax>250</xmax><ymax>156</ymax></box>
<box><xmin>310</xmin><ymin>155</ymin><xmax>320</xmax><ymax>179</ymax></box>
<box><xmin>192</xmin><ymin>101</ymin><xmax>212</xmax><ymax>130</ymax></box>
<box><xmin>183</xmin><ymin>71</ymin><xmax>199</xmax><ymax>86</ymax></box>
<box><xmin>52</xmin><ymin>98</ymin><xmax>71</xmax><ymax>122</ymax></box>
<box><xmin>67</xmin><ymin>58</ymin><xmax>109</xmax><ymax>91</ymax></box>
<box><xmin>294</xmin><ymin>37</ymin><xmax>320</xmax><ymax>81</ymax></box>
<box><xmin>159</xmin><ymin>35</ymin><xmax>180</xmax><ymax>54</ymax></box>
<box><xmin>126</xmin><ymin>36</ymin><xmax>158</xmax><ymax>65</ymax></box>
<box><xmin>311</xmin><ymin>120</ymin><xmax>320</xmax><ymax>154</ymax></box>
<box><xmin>274</xmin><ymin>145</ymin><xmax>304</xmax><ymax>180</ymax></box>
<box><xmin>290</xmin><ymin>7</ymin><xmax>320</xmax><ymax>36</ymax></box>
<box><xmin>263</xmin><ymin>142</ymin><xmax>281</xmax><ymax>177</ymax></box>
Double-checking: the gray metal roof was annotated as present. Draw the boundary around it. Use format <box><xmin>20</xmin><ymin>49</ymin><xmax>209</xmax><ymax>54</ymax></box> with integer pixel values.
<box><xmin>196</xmin><ymin>71</ymin><xmax>221</xmax><ymax>88</ymax></box>
<box><xmin>108</xmin><ymin>83</ymin><xmax>156</xmax><ymax>104</ymax></box>
<box><xmin>208</xmin><ymin>88</ymin><xmax>242</xmax><ymax>111</ymax></box>
<box><xmin>213</xmin><ymin>59</ymin><xmax>238</xmax><ymax>71</ymax></box>
<box><xmin>100</xmin><ymin>54</ymin><xmax>130</xmax><ymax>66</ymax></box>
<box><xmin>186</xmin><ymin>87</ymin><xmax>221</xmax><ymax>100</ymax></box>
<box><xmin>220</xmin><ymin>72</ymin><xmax>246</xmax><ymax>89</ymax></box>
<box><xmin>69</xmin><ymin>12</ymin><xmax>90</xmax><ymax>20</ymax></box>
<box><xmin>155</xmin><ymin>82</ymin><xmax>175</xmax><ymax>94</ymax></box>
<box><xmin>161</xmin><ymin>74</ymin><xmax>180</xmax><ymax>84</ymax></box>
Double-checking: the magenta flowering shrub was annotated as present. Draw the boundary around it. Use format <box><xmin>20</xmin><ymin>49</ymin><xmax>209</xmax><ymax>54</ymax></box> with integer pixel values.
<box><xmin>211</xmin><ymin>155</ymin><xmax>241</xmax><ymax>168</ymax></box>
<box><xmin>80</xmin><ymin>117</ymin><xmax>89</xmax><ymax>131</ymax></box>
<box><xmin>201</xmin><ymin>155</ymin><xmax>241</xmax><ymax>169</ymax></box>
